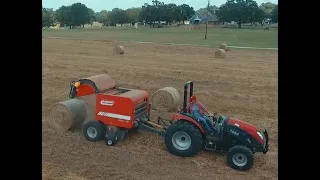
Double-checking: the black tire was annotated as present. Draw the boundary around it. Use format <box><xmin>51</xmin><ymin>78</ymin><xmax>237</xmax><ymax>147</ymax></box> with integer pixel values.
<box><xmin>164</xmin><ymin>120</ymin><xmax>203</xmax><ymax>157</ymax></box>
<box><xmin>105</xmin><ymin>139</ymin><xmax>115</xmax><ymax>146</ymax></box>
<box><xmin>83</xmin><ymin>121</ymin><xmax>105</xmax><ymax>142</ymax></box>
<box><xmin>227</xmin><ymin>145</ymin><xmax>254</xmax><ymax>171</ymax></box>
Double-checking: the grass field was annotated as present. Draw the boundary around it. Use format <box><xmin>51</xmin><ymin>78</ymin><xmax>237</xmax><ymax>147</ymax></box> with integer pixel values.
<box><xmin>42</xmin><ymin>26</ymin><xmax>278</xmax><ymax>49</ymax></box>
<box><xmin>42</xmin><ymin>26</ymin><xmax>278</xmax><ymax>180</ymax></box>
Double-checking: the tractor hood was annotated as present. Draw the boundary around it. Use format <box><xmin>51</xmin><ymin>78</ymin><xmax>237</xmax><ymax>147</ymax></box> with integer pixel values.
<box><xmin>228</xmin><ymin>118</ymin><xmax>258</xmax><ymax>132</ymax></box>
<box><xmin>228</xmin><ymin>118</ymin><xmax>263</xmax><ymax>144</ymax></box>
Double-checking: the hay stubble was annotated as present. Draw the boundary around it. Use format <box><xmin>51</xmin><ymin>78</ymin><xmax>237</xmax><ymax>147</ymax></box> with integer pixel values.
<box><xmin>42</xmin><ymin>38</ymin><xmax>278</xmax><ymax>180</ymax></box>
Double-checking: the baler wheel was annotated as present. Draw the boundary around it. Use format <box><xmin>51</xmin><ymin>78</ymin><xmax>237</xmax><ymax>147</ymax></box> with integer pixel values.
<box><xmin>106</xmin><ymin>139</ymin><xmax>115</xmax><ymax>146</ymax></box>
<box><xmin>83</xmin><ymin>121</ymin><xmax>106</xmax><ymax>141</ymax></box>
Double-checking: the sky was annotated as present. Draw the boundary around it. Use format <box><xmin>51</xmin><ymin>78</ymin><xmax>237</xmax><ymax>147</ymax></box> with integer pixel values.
<box><xmin>42</xmin><ymin>0</ymin><xmax>278</xmax><ymax>12</ymax></box>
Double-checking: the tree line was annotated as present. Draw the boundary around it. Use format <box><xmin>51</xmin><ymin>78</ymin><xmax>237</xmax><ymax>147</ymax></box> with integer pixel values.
<box><xmin>42</xmin><ymin>0</ymin><xmax>278</xmax><ymax>29</ymax></box>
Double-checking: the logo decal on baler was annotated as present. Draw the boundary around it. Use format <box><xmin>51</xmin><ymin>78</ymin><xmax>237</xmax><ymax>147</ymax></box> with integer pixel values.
<box><xmin>100</xmin><ymin>100</ymin><xmax>115</xmax><ymax>106</ymax></box>
<box><xmin>97</xmin><ymin>111</ymin><xmax>131</xmax><ymax>121</ymax></box>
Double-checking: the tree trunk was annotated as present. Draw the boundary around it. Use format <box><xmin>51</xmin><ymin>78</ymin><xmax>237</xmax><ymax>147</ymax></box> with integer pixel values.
<box><xmin>237</xmin><ymin>21</ymin><xmax>242</xmax><ymax>28</ymax></box>
<box><xmin>69</xmin><ymin>25</ymin><xmax>72</xmax><ymax>29</ymax></box>
<box><xmin>82</xmin><ymin>24</ymin><xmax>84</xmax><ymax>28</ymax></box>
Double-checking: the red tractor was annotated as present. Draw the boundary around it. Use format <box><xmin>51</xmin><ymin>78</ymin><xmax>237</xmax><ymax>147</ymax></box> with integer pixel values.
<box><xmin>68</xmin><ymin>74</ymin><xmax>269</xmax><ymax>171</ymax></box>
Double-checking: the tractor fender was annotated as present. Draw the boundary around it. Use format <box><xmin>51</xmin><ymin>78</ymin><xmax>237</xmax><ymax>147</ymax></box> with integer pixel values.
<box><xmin>171</xmin><ymin>113</ymin><xmax>205</xmax><ymax>134</ymax></box>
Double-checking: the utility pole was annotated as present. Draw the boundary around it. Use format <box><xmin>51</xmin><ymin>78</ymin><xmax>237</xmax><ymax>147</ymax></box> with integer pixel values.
<box><xmin>205</xmin><ymin>0</ymin><xmax>210</xmax><ymax>39</ymax></box>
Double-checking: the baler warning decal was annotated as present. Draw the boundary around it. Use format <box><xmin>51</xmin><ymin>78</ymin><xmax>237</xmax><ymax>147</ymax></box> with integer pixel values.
<box><xmin>100</xmin><ymin>100</ymin><xmax>115</xmax><ymax>106</ymax></box>
<box><xmin>97</xmin><ymin>112</ymin><xmax>131</xmax><ymax>121</ymax></box>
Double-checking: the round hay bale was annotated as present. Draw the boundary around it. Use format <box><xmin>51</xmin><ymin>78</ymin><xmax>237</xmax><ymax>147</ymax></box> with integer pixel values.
<box><xmin>77</xmin><ymin>94</ymin><xmax>96</xmax><ymax>120</ymax></box>
<box><xmin>151</xmin><ymin>87</ymin><xmax>180</xmax><ymax>112</ymax></box>
<box><xmin>219</xmin><ymin>43</ymin><xmax>228</xmax><ymax>50</ymax></box>
<box><xmin>48</xmin><ymin>98</ymin><xmax>87</xmax><ymax>133</ymax></box>
<box><xmin>215</xmin><ymin>49</ymin><xmax>226</xmax><ymax>59</ymax></box>
<box><xmin>113</xmin><ymin>45</ymin><xmax>124</xmax><ymax>54</ymax></box>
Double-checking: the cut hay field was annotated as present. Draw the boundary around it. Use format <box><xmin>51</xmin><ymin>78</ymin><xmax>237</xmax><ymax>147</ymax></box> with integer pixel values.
<box><xmin>42</xmin><ymin>27</ymin><xmax>278</xmax><ymax>49</ymax></box>
<box><xmin>42</xmin><ymin>31</ymin><xmax>278</xmax><ymax>180</ymax></box>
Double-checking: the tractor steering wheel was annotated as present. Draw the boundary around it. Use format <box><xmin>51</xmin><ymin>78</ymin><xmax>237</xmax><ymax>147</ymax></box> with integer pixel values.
<box><xmin>217</xmin><ymin>116</ymin><xmax>225</xmax><ymax>124</ymax></box>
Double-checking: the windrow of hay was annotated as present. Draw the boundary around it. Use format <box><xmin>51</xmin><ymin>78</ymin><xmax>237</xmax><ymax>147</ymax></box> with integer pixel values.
<box><xmin>151</xmin><ymin>87</ymin><xmax>181</xmax><ymax>112</ymax></box>
<box><xmin>215</xmin><ymin>49</ymin><xmax>226</xmax><ymax>59</ymax></box>
<box><xmin>113</xmin><ymin>45</ymin><xmax>124</xmax><ymax>54</ymax></box>
<box><xmin>48</xmin><ymin>98</ymin><xmax>87</xmax><ymax>133</ymax></box>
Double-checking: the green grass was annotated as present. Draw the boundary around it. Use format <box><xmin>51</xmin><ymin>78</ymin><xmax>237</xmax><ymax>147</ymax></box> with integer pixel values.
<box><xmin>42</xmin><ymin>27</ymin><xmax>278</xmax><ymax>48</ymax></box>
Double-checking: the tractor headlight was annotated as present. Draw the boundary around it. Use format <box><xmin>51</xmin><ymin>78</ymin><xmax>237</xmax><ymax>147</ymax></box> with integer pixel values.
<box><xmin>257</xmin><ymin>131</ymin><xmax>264</xmax><ymax>140</ymax></box>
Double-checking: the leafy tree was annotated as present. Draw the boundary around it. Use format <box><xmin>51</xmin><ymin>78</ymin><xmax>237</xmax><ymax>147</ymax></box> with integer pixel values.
<box><xmin>56</xmin><ymin>3</ymin><xmax>90</xmax><ymax>28</ymax></box>
<box><xmin>108</xmin><ymin>8</ymin><xmax>128</xmax><ymax>26</ymax></box>
<box><xmin>125</xmin><ymin>8</ymin><xmax>141</xmax><ymax>25</ymax></box>
<box><xmin>139</xmin><ymin>1</ymin><xmax>195</xmax><ymax>27</ymax></box>
<box><xmin>86</xmin><ymin>8</ymin><xmax>96</xmax><ymax>25</ymax></box>
<box><xmin>271</xmin><ymin>5</ymin><xmax>278</xmax><ymax>23</ymax></box>
<box><xmin>152</xmin><ymin>0</ymin><xmax>165</xmax><ymax>26</ymax></box>
<box><xmin>70</xmin><ymin>3</ymin><xmax>89</xmax><ymax>28</ymax></box>
<box><xmin>96</xmin><ymin>10</ymin><xmax>110</xmax><ymax>26</ymax></box>
<box><xmin>140</xmin><ymin>3</ymin><xmax>156</xmax><ymax>25</ymax></box>
<box><xmin>259</xmin><ymin>2</ymin><xmax>276</xmax><ymax>19</ymax></box>
<box><xmin>53</xmin><ymin>1</ymin><xmax>197</xmax><ymax>28</ymax></box>
<box><xmin>56</xmin><ymin>5</ymin><xmax>72</xmax><ymax>28</ymax></box>
<box><xmin>216</xmin><ymin>0</ymin><xmax>265</xmax><ymax>28</ymax></box>
<box><xmin>162</xmin><ymin>3</ymin><xmax>177</xmax><ymax>24</ymax></box>
<box><xmin>42</xmin><ymin>7</ymin><xmax>56</xmax><ymax>28</ymax></box>
<box><xmin>179</xmin><ymin>4</ymin><xmax>195</xmax><ymax>23</ymax></box>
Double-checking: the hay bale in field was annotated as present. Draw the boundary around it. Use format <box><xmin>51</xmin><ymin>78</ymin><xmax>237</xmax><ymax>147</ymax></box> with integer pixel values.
<box><xmin>219</xmin><ymin>43</ymin><xmax>227</xmax><ymax>50</ymax></box>
<box><xmin>215</xmin><ymin>49</ymin><xmax>226</xmax><ymax>59</ymax></box>
<box><xmin>77</xmin><ymin>94</ymin><xmax>97</xmax><ymax>120</ymax></box>
<box><xmin>151</xmin><ymin>87</ymin><xmax>181</xmax><ymax>112</ymax></box>
<box><xmin>113</xmin><ymin>45</ymin><xmax>124</xmax><ymax>54</ymax></box>
<box><xmin>48</xmin><ymin>98</ymin><xmax>87</xmax><ymax>133</ymax></box>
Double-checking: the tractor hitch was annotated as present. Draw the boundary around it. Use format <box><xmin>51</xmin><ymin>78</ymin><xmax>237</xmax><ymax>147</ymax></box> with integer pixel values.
<box><xmin>138</xmin><ymin>123</ymin><xmax>165</xmax><ymax>137</ymax></box>
<box><xmin>137</xmin><ymin>116</ymin><xmax>168</xmax><ymax>137</ymax></box>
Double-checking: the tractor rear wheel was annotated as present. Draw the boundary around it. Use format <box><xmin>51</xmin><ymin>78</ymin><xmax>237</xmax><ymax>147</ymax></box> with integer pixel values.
<box><xmin>164</xmin><ymin>120</ymin><xmax>203</xmax><ymax>157</ymax></box>
<box><xmin>227</xmin><ymin>145</ymin><xmax>254</xmax><ymax>171</ymax></box>
<box><xmin>83</xmin><ymin>121</ymin><xmax>105</xmax><ymax>142</ymax></box>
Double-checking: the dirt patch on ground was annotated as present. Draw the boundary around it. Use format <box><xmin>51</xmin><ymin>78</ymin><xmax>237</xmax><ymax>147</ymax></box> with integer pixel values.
<box><xmin>42</xmin><ymin>38</ymin><xmax>278</xmax><ymax>180</ymax></box>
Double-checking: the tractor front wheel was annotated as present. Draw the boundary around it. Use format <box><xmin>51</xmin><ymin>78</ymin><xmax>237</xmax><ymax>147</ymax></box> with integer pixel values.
<box><xmin>227</xmin><ymin>145</ymin><xmax>254</xmax><ymax>171</ymax></box>
<box><xmin>164</xmin><ymin>120</ymin><xmax>203</xmax><ymax>157</ymax></box>
<box><xmin>83</xmin><ymin>121</ymin><xmax>105</xmax><ymax>142</ymax></box>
